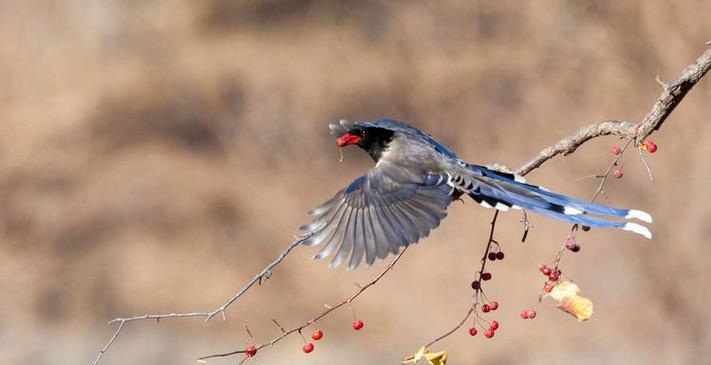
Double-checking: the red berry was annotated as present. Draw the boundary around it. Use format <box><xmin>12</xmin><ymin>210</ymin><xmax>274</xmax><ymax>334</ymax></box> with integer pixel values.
<box><xmin>311</xmin><ymin>329</ymin><xmax>323</xmax><ymax>341</ymax></box>
<box><xmin>302</xmin><ymin>343</ymin><xmax>314</xmax><ymax>353</ymax></box>
<box><xmin>644</xmin><ymin>140</ymin><xmax>658</xmax><ymax>153</ymax></box>
<box><xmin>527</xmin><ymin>309</ymin><xmax>537</xmax><ymax>319</ymax></box>
<box><xmin>352</xmin><ymin>320</ymin><xmax>364</xmax><ymax>330</ymax></box>
<box><xmin>611</xmin><ymin>145</ymin><xmax>622</xmax><ymax>155</ymax></box>
<box><xmin>544</xmin><ymin>283</ymin><xmax>553</xmax><ymax>293</ymax></box>
<box><xmin>245</xmin><ymin>345</ymin><xmax>257</xmax><ymax>357</ymax></box>
<box><xmin>542</xmin><ymin>267</ymin><xmax>552</xmax><ymax>276</ymax></box>
<box><xmin>548</xmin><ymin>272</ymin><xmax>559</xmax><ymax>281</ymax></box>
<box><xmin>471</xmin><ymin>280</ymin><xmax>480</xmax><ymax>290</ymax></box>
<box><xmin>481</xmin><ymin>304</ymin><xmax>491</xmax><ymax>313</ymax></box>
<box><xmin>468</xmin><ymin>328</ymin><xmax>478</xmax><ymax>336</ymax></box>
<box><xmin>489</xmin><ymin>301</ymin><xmax>499</xmax><ymax>311</ymax></box>
<box><xmin>613</xmin><ymin>168</ymin><xmax>623</xmax><ymax>178</ymax></box>
<box><xmin>495</xmin><ymin>251</ymin><xmax>505</xmax><ymax>260</ymax></box>
<box><xmin>565</xmin><ymin>240</ymin><xmax>580</xmax><ymax>252</ymax></box>
<box><xmin>581</xmin><ymin>225</ymin><xmax>590</xmax><ymax>232</ymax></box>
<box><xmin>481</xmin><ymin>272</ymin><xmax>492</xmax><ymax>281</ymax></box>
<box><xmin>488</xmin><ymin>252</ymin><xmax>497</xmax><ymax>261</ymax></box>
<box><xmin>537</xmin><ymin>263</ymin><xmax>546</xmax><ymax>272</ymax></box>
<box><xmin>519</xmin><ymin>310</ymin><xmax>529</xmax><ymax>319</ymax></box>
<box><xmin>484</xmin><ymin>328</ymin><xmax>495</xmax><ymax>338</ymax></box>
<box><xmin>490</xmin><ymin>320</ymin><xmax>499</xmax><ymax>330</ymax></box>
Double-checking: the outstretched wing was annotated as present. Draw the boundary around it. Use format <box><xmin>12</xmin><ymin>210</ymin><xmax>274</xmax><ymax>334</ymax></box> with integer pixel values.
<box><xmin>299</xmin><ymin>167</ymin><xmax>454</xmax><ymax>270</ymax></box>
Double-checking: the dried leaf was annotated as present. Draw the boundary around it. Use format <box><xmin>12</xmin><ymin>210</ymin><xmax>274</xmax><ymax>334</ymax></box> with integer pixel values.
<box><xmin>557</xmin><ymin>295</ymin><xmax>594</xmax><ymax>321</ymax></box>
<box><xmin>548</xmin><ymin>280</ymin><xmax>580</xmax><ymax>301</ymax></box>
<box><xmin>403</xmin><ymin>347</ymin><xmax>448</xmax><ymax>365</ymax></box>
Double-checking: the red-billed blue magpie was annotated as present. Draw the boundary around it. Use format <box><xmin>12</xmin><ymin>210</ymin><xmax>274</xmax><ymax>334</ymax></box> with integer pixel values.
<box><xmin>300</xmin><ymin>119</ymin><xmax>652</xmax><ymax>270</ymax></box>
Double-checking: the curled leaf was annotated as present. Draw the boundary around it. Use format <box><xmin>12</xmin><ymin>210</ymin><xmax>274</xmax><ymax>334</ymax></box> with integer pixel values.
<box><xmin>558</xmin><ymin>295</ymin><xmax>594</xmax><ymax>321</ymax></box>
<box><xmin>548</xmin><ymin>280</ymin><xmax>580</xmax><ymax>301</ymax></box>
<box><xmin>403</xmin><ymin>347</ymin><xmax>448</xmax><ymax>365</ymax></box>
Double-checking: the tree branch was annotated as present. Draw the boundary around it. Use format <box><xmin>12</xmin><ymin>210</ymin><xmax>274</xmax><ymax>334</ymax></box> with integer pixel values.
<box><xmin>515</xmin><ymin>48</ymin><xmax>710</xmax><ymax>176</ymax></box>
<box><xmin>196</xmin><ymin>247</ymin><xmax>409</xmax><ymax>362</ymax></box>
<box><xmin>89</xmin><ymin>46</ymin><xmax>711</xmax><ymax>365</ymax></box>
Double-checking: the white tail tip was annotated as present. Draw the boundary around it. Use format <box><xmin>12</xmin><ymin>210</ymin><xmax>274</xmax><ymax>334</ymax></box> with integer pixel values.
<box><xmin>564</xmin><ymin>206</ymin><xmax>584</xmax><ymax>215</ymax></box>
<box><xmin>623</xmin><ymin>222</ymin><xmax>652</xmax><ymax>239</ymax></box>
<box><xmin>626</xmin><ymin>209</ymin><xmax>653</xmax><ymax>223</ymax></box>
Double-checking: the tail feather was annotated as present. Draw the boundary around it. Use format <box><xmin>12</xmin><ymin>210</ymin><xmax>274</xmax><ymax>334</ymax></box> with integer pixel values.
<box><xmin>464</xmin><ymin>165</ymin><xmax>652</xmax><ymax>239</ymax></box>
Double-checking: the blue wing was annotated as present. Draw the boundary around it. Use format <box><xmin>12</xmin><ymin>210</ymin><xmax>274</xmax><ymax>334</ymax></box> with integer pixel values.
<box><xmin>299</xmin><ymin>167</ymin><xmax>454</xmax><ymax>270</ymax></box>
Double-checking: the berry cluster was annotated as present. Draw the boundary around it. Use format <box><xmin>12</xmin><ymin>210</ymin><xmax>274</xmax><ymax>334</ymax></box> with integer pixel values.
<box><xmin>610</xmin><ymin>140</ymin><xmax>658</xmax><ymax>179</ymax></box>
<box><xmin>297</xmin><ymin>319</ymin><xmax>365</xmax><ymax>354</ymax></box>
<box><xmin>300</xmin><ymin>329</ymin><xmax>324</xmax><ymax>354</ymax></box>
<box><xmin>467</xmin><ymin>300</ymin><xmax>501</xmax><ymax>339</ymax></box>
<box><xmin>487</xmin><ymin>250</ymin><xmax>505</xmax><ymax>261</ymax></box>
<box><xmin>471</xmin><ymin>249</ymin><xmax>505</xmax><ymax>290</ymax></box>
<box><xmin>538</xmin><ymin>264</ymin><xmax>561</xmax><ymax>282</ymax></box>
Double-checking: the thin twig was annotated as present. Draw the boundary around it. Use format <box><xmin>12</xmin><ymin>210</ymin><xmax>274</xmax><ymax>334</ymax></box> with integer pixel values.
<box><xmin>90</xmin><ymin>320</ymin><xmax>125</xmax><ymax>365</ymax></box>
<box><xmin>520</xmin><ymin>210</ymin><xmax>530</xmax><ymax>242</ymax></box>
<box><xmin>638</xmin><ymin>147</ymin><xmax>655</xmax><ymax>182</ymax></box>
<box><xmin>591</xmin><ymin>138</ymin><xmax>634</xmax><ymax>202</ymax></box>
<box><xmin>424</xmin><ymin>211</ymin><xmax>499</xmax><ymax>348</ymax></box>
<box><xmin>196</xmin><ymin>247</ymin><xmax>408</xmax><ymax>362</ymax></box>
<box><xmin>106</xmin><ymin>235</ymin><xmax>308</xmax><ymax>327</ymax></box>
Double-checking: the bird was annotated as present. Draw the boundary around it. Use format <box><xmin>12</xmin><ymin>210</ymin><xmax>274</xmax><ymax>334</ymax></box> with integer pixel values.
<box><xmin>299</xmin><ymin>119</ymin><xmax>652</xmax><ymax>271</ymax></box>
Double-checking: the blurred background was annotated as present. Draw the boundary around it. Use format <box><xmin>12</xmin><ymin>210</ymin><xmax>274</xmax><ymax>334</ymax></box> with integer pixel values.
<box><xmin>1</xmin><ymin>1</ymin><xmax>710</xmax><ymax>364</ymax></box>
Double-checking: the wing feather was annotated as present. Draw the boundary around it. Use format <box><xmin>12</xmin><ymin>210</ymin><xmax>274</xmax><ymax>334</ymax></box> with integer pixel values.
<box><xmin>301</xmin><ymin>171</ymin><xmax>452</xmax><ymax>269</ymax></box>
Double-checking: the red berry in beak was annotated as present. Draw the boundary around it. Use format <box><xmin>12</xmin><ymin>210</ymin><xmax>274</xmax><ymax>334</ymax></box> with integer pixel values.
<box><xmin>336</xmin><ymin>133</ymin><xmax>361</xmax><ymax>147</ymax></box>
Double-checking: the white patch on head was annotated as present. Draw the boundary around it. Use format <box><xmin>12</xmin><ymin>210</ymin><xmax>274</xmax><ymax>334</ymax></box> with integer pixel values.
<box><xmin>623</xmin><ymin>222</ymin><xmax>652</xmax><ymax>239</ymax></box>
<box><xmin>625</xmin><ymin>209</ymin><xmax>653</xmax><ymax>223</ymax></box>
<box><xmin>514</xmin><ymin>174</ymin><xmax>527</xmax><ymax>183</ymax></box>
<box><xmin>479</xmin><ymin>201</ymin><xmax>493</xmax><ymax>209</ymax></box>
<box><xmin>564</xmin><ymin>206</ymin><xmax>584</xmax><ymax>215</ymax></box>
<box><xmin>494</xmin><ymin>202</ymin><xmax>510</xmax><ymax>211</ymax></box>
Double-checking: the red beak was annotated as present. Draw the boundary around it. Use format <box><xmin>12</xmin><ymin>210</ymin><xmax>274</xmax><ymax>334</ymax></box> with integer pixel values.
<box><xmin>336</xmin><ymin>133</ymin><xmax>361</xmax><ymax>147</ymax></box>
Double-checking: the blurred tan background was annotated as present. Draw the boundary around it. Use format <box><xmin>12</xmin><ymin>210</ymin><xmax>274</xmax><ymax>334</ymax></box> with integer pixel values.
<box><xmin>1</xmin><ymin>1</ymin><xmax>710</xmax><ymax>364</ymax></box>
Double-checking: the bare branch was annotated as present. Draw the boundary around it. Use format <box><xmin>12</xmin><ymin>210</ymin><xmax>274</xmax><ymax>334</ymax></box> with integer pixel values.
<box><xmin>421</xmin><ymin>46</ymin><xmax>711</xmax><ymax>351</ymax></box>
<box><xmin>516</xmin><ymin>48</ymin><xmax>711</xmax><ymax>176</ymax></box>
<box><xmin>90</xmin><ymin>321</ymin><xmax>125</xmax><ymax>365</ymax></box>
<box><xmin>196</xmin><ymin>247</ymin><xmax>409</xmax><ymax>362</ymax></box>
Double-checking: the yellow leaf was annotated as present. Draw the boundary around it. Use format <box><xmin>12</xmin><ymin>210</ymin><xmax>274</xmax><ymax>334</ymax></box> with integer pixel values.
<box><xmin>403</xmin><ymin>347</ymin><xmax>448</xmax><ymax>365</ymax></box>
<box><xmin>548</xmin><ymin>280</ymin><xmax>580</xmax><ymax>301</ymax></box>
<box><xmin>557</xmin><ymin>295</ymin><xmax>594</xmax><ymax>321</ymax></box>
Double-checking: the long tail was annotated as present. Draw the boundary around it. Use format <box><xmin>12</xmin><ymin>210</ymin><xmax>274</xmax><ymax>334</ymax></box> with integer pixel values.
<box><xmin>449</xmin><ymin>164</ymin><xmax>652</xmax><ymax>238</ymax></box>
